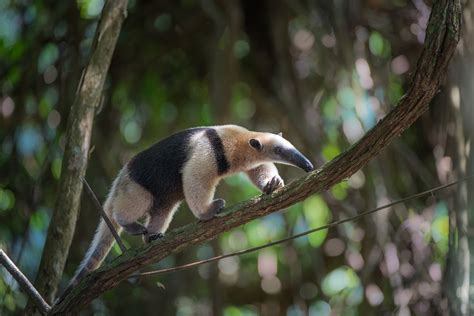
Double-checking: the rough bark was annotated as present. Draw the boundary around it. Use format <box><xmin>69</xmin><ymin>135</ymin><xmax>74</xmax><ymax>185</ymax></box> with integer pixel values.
<box><xmin>27</xmin><ymin>0</ymin><xmax>129</xmax><ymax>312</ymax></box>
<box><xmin>48</xmin><ymin>0</ymin><xmax>461</xmax><ymax>313</ymax></box>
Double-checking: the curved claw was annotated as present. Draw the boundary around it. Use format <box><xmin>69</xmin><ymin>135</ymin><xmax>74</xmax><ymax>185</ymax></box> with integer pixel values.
<box><xmin>198</xmin><ymin>199</ymin><xmax>226</xmax><ymax>221</ymax></box>
<box><xmin>263</xmin><ymin>176</ymin><xmax>284</xmax><ymax>194</ymax></box>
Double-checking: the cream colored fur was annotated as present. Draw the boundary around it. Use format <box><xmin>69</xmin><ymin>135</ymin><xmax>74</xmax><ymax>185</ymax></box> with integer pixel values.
<box><xmin>112</xmin><ymin>170</ymin><xmax>154</xmax><ymax>227</ymax></box>
<box><xmin>182</xmin><ymin>130</ymin><xmax>221</xmax><ymax>218</ymax></box>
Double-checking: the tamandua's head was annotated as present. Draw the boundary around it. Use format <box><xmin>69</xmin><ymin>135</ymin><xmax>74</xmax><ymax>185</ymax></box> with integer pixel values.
<box><xmin>248</xmin><ymin>132</ymin><xmax>314</xmax><ymax>172</ymax></box>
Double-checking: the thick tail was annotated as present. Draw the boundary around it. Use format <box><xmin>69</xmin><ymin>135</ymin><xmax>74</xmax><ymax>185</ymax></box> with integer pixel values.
<box><xmin>58</xmin><ymin>201</ymin><xmax>121</xmax><ymax>302</ymax></box>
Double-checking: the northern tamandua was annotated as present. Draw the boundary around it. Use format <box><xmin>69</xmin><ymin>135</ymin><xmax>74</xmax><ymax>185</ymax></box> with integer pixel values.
<box><xmin>69</xmin><ymin>125</ymin><xmax>313</xmax><ymax>287</ymax></box>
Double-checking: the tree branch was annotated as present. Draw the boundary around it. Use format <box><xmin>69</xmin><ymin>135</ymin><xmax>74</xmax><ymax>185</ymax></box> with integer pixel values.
<box><xmin>28</xmin><ymin>0</ymin><xmax>129</xmax><ymax>311</ymax></box>
<box><xmin>51</xmin><ymin>0</ymin><xmax>461</xmax><ymax>313</ymax></box>
<box><xmin>0</xmin><ymin>250</ymin><xmax>51</xmax><ymax>314</ymax></box>
<box><xmin>81</xmin><ymin>177</ymin><xmax>127</xmax><ymax>253</ymax></box>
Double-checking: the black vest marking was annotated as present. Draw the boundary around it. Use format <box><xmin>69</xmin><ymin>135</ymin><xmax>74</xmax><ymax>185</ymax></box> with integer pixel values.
<box><xmin>205</xmin><ymin>129</ymin><xmax>230</xmax><ymax>175</ymax></box>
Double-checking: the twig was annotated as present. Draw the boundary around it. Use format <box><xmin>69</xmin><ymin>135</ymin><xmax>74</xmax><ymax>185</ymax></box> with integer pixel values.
<box><xmin>138</xmin><ymin>176</ymin><xmax>472</xmax><ymax>277</ymax></box>
<box><xmin>81</xmin><ymin>177</ymin><xmax>127</xmax><ymax>253</ymax></box>
<box><xmin>0</xmin><ymin>250</ymin><xmax>51</xmax><ymax>314</ymax></box>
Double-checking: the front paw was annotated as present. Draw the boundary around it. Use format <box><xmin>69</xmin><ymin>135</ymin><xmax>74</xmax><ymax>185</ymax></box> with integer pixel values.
<box><xmin>263</xmin><ymin>176</ymin><xmax>284</xmax><ymax>194</ymax></box>
<box><xmin>199</xmin><ymin>199</ymin><xmax>226</xmax><ymax>221</ymax></box>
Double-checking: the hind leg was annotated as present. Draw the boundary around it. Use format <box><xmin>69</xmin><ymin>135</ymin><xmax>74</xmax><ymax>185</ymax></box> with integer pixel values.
<box><xmin>143</xmin><ymin>203</ymin><xmax>180</xmax><ymax>243</ymax></box>
<box><xmin>111</xmin><ymin>178</ymin><xmax>153</xmax><ymax>236</ymax></box>
<box><xmin>121</xmin><ymin>222</ymin><xmax>148</xmax><ymax>236</ymax></box>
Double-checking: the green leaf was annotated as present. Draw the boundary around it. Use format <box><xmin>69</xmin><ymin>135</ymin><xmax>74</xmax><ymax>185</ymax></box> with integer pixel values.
<box><xmin>369</xmin><ymin>31</ymin><xmax>384</xmax><ymax>56</ymax></box>
<box><xmin>321</xmin><ymin>266</ymin><xmax>362</xmax><ymax>304</ymax></box>
<box><xmin>331</xmin><ymin>182</ymin><xmax>348</xmax><ymax>200</ymax></box>
<box><xmin>51</xmin><ymin>157</ymin><xmax>62</xmax><ymax>179</ymax></box>
<box><xmin>0</xmin><ymin>188</ymin><xmax>15</xmax><ymax>211</ymax></box>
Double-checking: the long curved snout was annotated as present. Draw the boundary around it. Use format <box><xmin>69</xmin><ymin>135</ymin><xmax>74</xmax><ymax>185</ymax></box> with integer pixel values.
<box><xmin>278</xmin><ymin>147</ymin><xmax>314</xmax><ymax>172</ymax></box>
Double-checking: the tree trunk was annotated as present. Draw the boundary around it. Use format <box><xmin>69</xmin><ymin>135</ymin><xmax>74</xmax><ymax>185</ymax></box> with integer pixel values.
<box><xmin>204</xmin><ymin>0</ymin><xmax>242</xmax><ymax>122</ymax></box>
<box><xmin>26</xmin><ymin>0</ymin><xmax>129</xmax><ymax>312</ymax></box>
<box><xmin>445</xmin><ymin>0</ymin><xmax>473</xmax><ymax>314</ymax></box>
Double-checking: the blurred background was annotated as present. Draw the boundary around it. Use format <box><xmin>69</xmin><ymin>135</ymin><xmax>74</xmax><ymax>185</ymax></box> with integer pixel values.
<box><xmin>0</xmin><ymin>0</ymin><xmax>472</xmax><ymax>315</ymax></box>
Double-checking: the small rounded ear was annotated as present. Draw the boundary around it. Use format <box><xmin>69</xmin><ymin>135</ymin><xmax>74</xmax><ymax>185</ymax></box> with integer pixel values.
<box><xmin>249</xmin><ymin>138</ymin><xmax>262</xmax><ymax>150</ymax></box>
<box><xmin>277</xmin><ymin>132</ymin><xmax>283</xmax><ymax>137</ymax></box>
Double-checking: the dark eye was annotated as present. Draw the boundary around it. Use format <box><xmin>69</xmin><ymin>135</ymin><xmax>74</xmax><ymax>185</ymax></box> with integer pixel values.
<box><xmin>249</xmin><ymin>138</ymin><xmax>262</xmax><ymax>150</ymax></box>
<box><xmin>274</xmin><ymin>146</ymin><xmax>282</xmax><ymax>154</ymax></box>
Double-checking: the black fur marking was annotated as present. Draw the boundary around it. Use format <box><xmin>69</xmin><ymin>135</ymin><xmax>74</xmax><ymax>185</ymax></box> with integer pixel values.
<box><xmin>205</xmin><ymin>129</ymin><xmax>230</xmax><ymax>175</ymax></box>
<box><xmin>128</xmin><ymin>128</ymin><xmax>205</xmax><ymax>205</ymax></box>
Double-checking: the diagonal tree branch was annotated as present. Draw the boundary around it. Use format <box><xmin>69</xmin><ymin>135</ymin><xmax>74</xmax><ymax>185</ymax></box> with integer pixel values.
<box><xmin>51</xmin><ymin>0</ymin><xmax>461</xmax><ymax>313</ymax></box>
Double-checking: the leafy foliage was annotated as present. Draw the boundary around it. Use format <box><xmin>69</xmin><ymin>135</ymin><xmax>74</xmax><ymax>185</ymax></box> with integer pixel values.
<box><xmin>0</xmin><ymin>0</ymin><xmax>458</xmax><ymax>315</ymax></box>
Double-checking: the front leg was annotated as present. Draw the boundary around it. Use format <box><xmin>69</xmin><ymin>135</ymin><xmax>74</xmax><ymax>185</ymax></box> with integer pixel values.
<box><xmin>246</xmin><ymin>163</ymin><xmax>284</xmax><ymax>194</ymax></box>
<box><xmin>182</xmin><ymin>165</ymin><xmax>224</xmax><ymax>221</ymax></box>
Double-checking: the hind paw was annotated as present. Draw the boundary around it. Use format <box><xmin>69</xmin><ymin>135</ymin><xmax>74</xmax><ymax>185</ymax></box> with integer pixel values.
<box><xmin>144</xmin><ymin>232</ymin><xmax>164</xmax><ymax>244</ymax></box>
